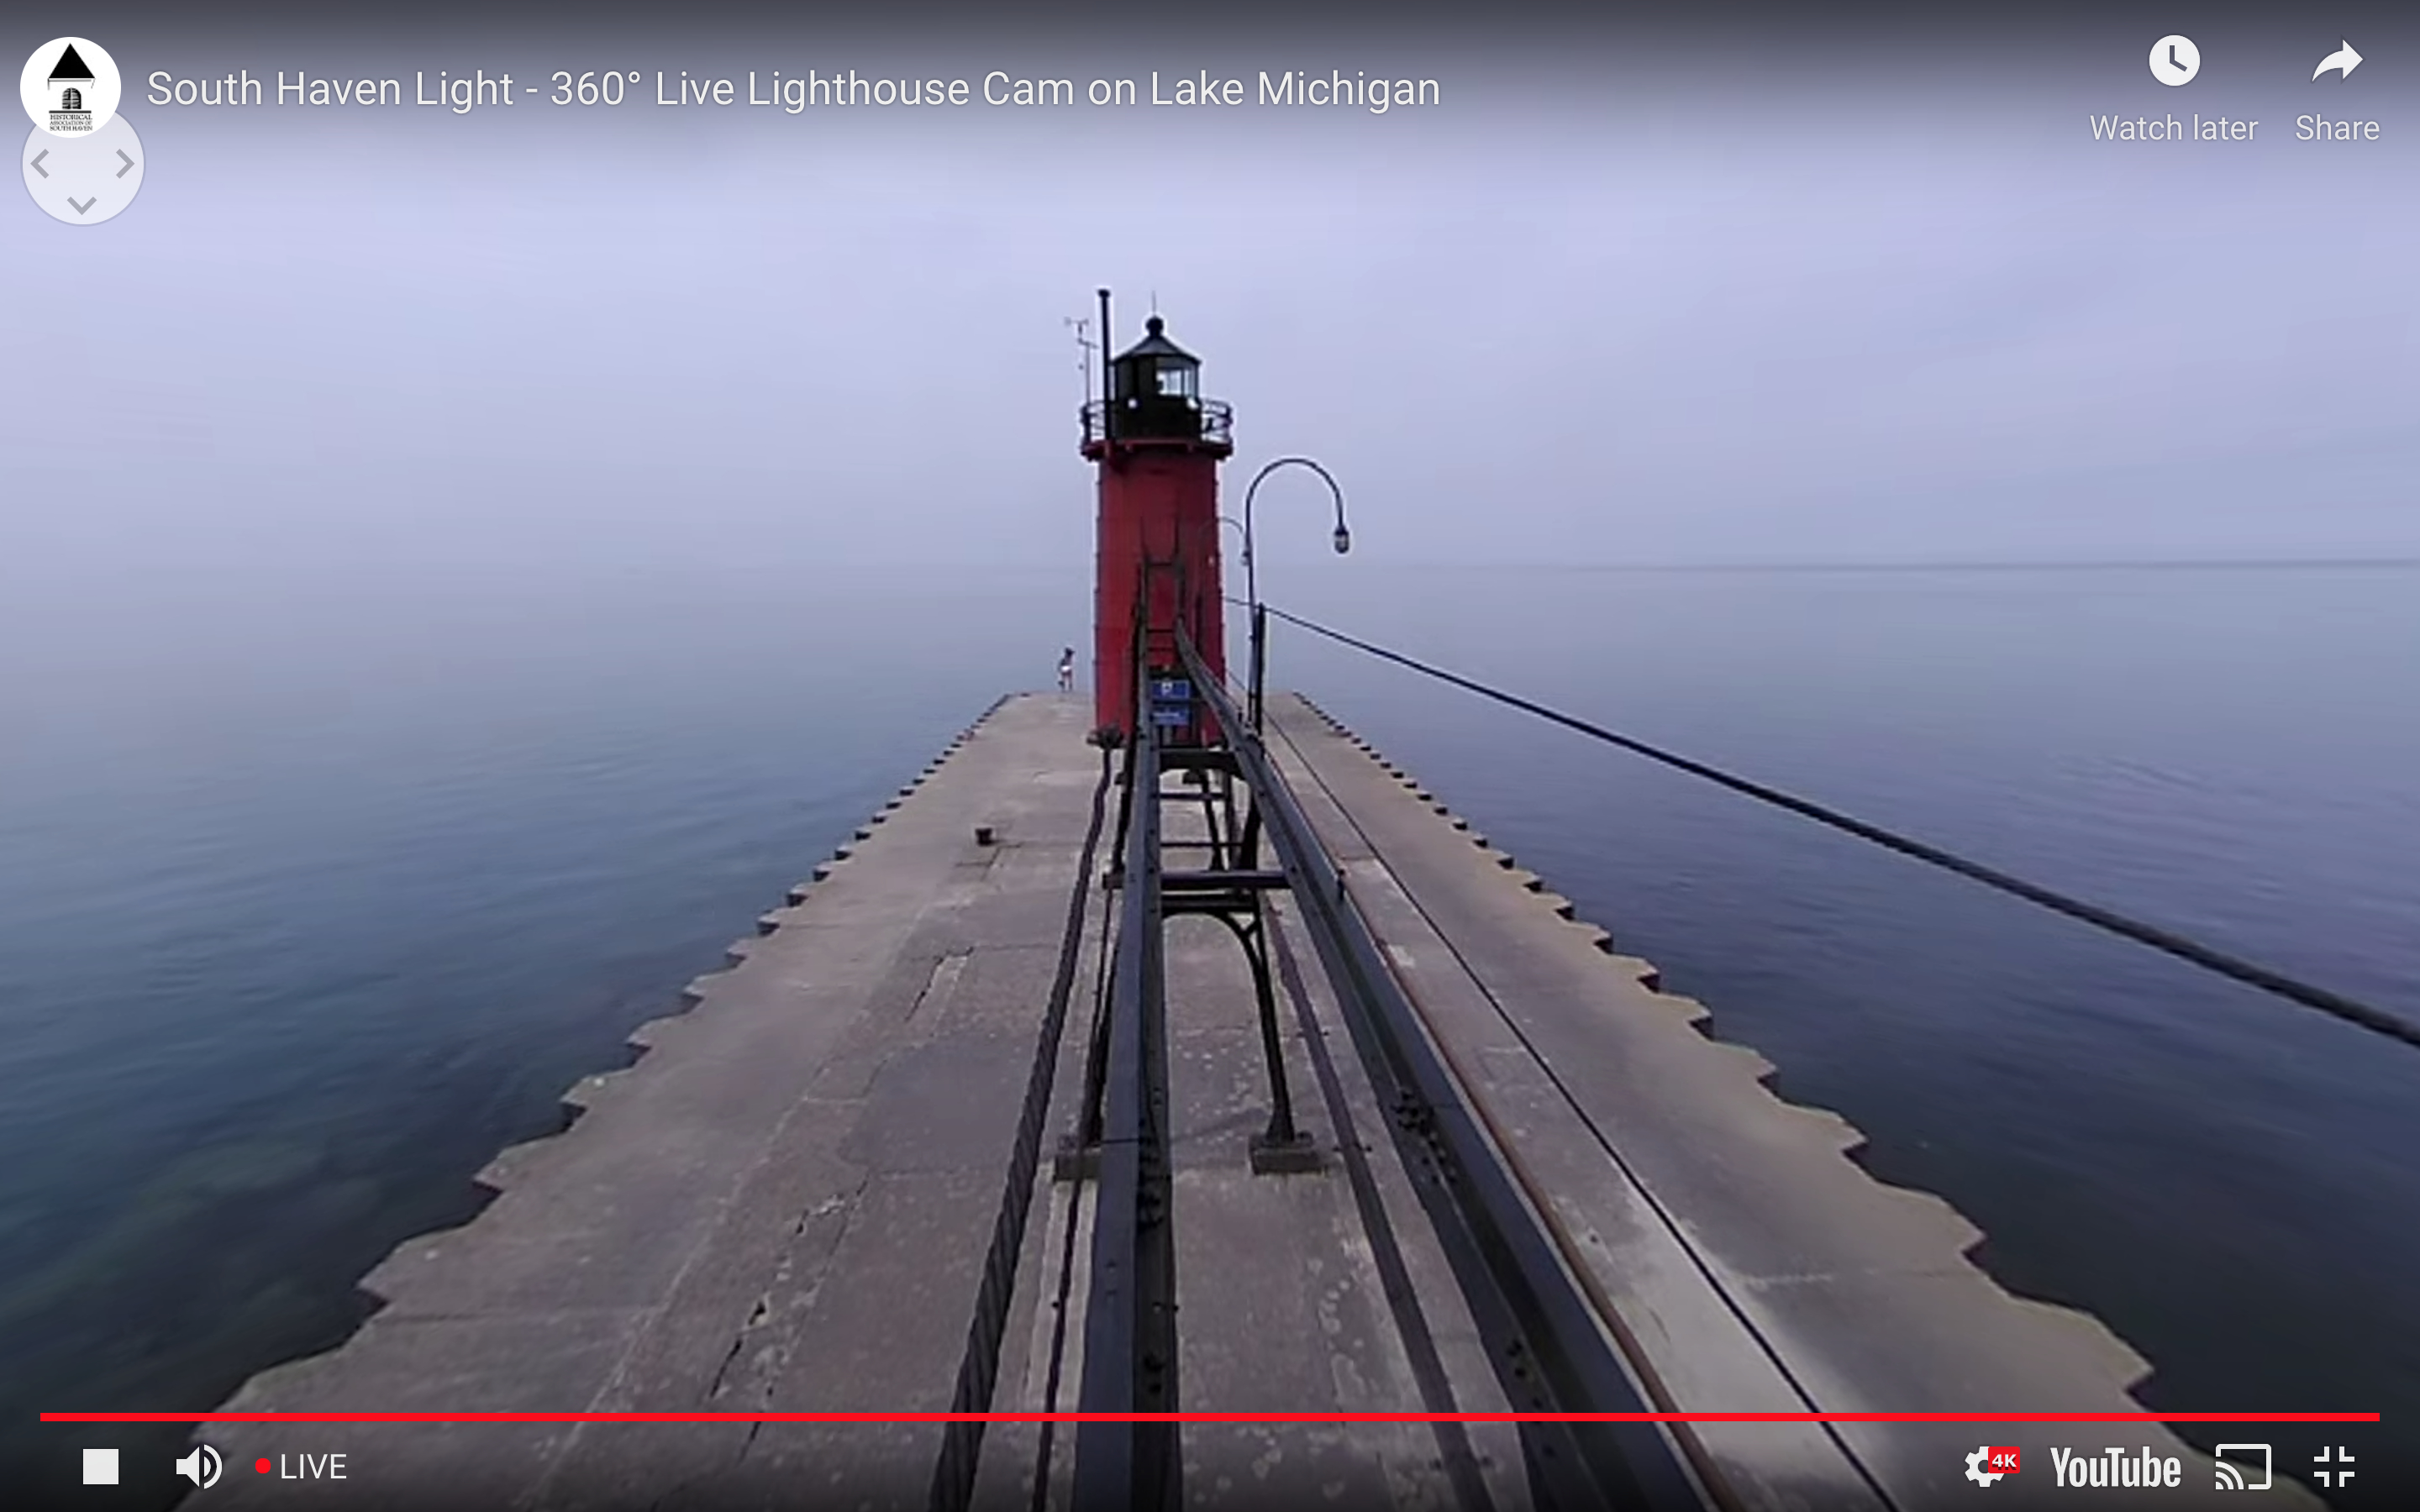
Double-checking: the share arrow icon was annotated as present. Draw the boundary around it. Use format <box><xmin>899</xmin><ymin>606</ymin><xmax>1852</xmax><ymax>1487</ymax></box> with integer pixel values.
<box><xmin>2313</xmin><ymin>42</ymin><xmax>2363</xmax><ymax>81</ymax></box>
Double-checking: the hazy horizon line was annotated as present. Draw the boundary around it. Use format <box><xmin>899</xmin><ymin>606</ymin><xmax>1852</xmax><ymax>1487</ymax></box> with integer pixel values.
<box><xmin>1356</xmin><ymin>555</ymin><xmax>2420</xmax><ymax>575</ymax></box>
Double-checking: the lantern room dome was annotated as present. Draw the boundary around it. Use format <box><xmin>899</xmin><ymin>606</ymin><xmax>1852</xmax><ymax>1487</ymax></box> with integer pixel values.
<box><xmin>1081</xmin><ymin>309</ymin><xmax>1233</xmax><ymax>456</ymax></box>
<box><xmin>1114</xmin><ymin>314</ymin><xmax>1197</xmax><ymax>365</ymax></box>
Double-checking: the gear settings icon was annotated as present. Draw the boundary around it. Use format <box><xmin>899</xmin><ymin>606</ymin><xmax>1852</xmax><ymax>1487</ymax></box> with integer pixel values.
<box><xmin>1966</xmin><ymin>1446</ymin><xmax>2007</xmax><ymax>1488</ymax></box>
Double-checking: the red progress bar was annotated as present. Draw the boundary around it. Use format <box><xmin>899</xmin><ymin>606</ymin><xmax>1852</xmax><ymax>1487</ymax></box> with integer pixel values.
<box><xmin>42</xmin><ymin>1412</ymin><xmax>2381</xmax><ymax>1425</ymax></box>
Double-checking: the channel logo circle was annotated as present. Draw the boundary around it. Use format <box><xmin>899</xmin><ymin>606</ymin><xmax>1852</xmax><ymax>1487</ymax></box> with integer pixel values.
<box><xmin>21</xmin><ymin>37</ymin><xmax>121</xmax><ymax>136</ymax></box>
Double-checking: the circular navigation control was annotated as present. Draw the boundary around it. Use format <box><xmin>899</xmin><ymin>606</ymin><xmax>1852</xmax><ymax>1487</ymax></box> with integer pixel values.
<box><xmin>21</xmin><ymin>115</ymin><xmax>144</xmax><ymax>223</ymax></box>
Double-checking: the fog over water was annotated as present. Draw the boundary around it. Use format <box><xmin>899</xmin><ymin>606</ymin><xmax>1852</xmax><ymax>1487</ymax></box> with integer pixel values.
<box><xmin>13</xmin><ymin>12</ymin><xmax>2418</xmax><ymax>589</ymax></box>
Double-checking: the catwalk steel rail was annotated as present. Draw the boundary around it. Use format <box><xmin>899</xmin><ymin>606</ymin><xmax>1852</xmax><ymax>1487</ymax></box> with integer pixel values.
<box><xmin>1069</xmin><ymin>691</ymin><xmax>1184</xmax><ymax>1512</ymax></box>
<box><xmin>931</xmin><ymin>626</ymin><xmax>1717</xmax><ymax>1512</ymax></box>
<box><xmin>1072</xmin><ymin>626</ymin><xmax>1709</xmax><ymax>1511</ymax></box>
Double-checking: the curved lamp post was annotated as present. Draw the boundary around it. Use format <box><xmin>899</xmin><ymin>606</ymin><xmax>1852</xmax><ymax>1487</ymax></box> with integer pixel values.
<box><xmin>1239</xmin><ymin>456</ymin><xmax>1350</xmax><ymax>731</ymax></box>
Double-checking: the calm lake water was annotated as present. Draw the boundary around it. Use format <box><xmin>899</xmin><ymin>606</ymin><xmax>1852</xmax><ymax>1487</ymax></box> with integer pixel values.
<box><xmin>3</xmin><ymin>560</ymin><xmax>2413</xmax><ymax>1504</ymax></box>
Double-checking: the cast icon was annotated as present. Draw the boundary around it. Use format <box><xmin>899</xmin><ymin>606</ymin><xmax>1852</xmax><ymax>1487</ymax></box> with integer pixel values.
<box><xmin>2213</xmin><ymin>1443</ymin><xmax>2272</xmax><ymax>1491</ymax></box>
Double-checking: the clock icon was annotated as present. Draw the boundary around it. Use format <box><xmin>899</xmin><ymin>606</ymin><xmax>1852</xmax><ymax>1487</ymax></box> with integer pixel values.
<box><xmin>2150</xmin><ymin>34</ymin><xmax>2201</xmax><ymax>86</ymax></box>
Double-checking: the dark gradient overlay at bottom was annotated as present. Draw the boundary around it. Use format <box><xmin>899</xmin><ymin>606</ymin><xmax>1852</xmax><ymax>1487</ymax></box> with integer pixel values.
<box><xmin>27</xmin><ymin>1412</ymin><xmax>2387</xmax><ymax>1512</ymax></box>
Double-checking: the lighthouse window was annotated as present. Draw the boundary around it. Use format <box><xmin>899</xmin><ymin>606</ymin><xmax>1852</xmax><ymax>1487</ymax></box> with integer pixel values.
<box><xmin>1155</xmin><ymin>364</ymin><xmax>1196</xmax><ymax>398</ymax></box>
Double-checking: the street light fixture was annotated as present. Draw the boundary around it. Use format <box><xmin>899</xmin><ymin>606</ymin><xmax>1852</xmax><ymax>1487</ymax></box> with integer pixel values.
<box><xmin>1239</xmin><ymin>456</ymin><xmax>1350</xmax><ymax>732</ymax></box>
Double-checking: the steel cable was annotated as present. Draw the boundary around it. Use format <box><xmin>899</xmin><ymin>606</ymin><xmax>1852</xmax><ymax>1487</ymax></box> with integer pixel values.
<box><xmin>1255</xmin><ymin>601</ymin><xmax>2420</xmax><ymax>1054</ymax></box>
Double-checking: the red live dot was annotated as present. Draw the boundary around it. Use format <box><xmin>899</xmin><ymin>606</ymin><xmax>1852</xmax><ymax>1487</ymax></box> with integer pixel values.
<box><xmin>255</xmin><ymin>1458</ymin><xmax>271</xmax><ymax>1473</ymax></box>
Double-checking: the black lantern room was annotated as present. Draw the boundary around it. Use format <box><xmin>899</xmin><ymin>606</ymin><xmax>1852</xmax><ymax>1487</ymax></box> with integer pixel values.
<box><xmin>1107</xmin><ymin>316</ymin><xmax>1205</xmax><ymax>442</ymax></box>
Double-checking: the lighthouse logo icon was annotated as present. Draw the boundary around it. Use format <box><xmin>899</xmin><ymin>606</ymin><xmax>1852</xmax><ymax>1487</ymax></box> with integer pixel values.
<box><xmin>47</xmin><ymin>46</ymin><xmax>95</xmax><ymax>130</ymax></box>
<box><xmin>19</xmin><ymin>37</ymin><xmax>123</xmax><ymax>137</ymax></box>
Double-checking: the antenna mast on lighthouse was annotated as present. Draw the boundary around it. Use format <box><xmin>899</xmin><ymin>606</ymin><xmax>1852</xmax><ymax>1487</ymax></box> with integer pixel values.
<box><xmin>1063</xmin><ymin>313</ymin><xmax>1097</xmax><ymax>402</ymax></box>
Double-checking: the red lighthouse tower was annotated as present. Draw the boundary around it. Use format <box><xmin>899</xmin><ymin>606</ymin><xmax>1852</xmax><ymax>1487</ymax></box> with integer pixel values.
<box><xmin>1081</xmin><ymin>294</ymin><xmax>1232</xmax><ymax>743</ymax></box>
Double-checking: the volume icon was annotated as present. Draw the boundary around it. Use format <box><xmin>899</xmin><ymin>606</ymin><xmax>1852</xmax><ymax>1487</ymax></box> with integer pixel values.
<box><xmin>176</xmin><ymin>1443</ymin><xmax>224</xmax><ymax>1488</ymax></box>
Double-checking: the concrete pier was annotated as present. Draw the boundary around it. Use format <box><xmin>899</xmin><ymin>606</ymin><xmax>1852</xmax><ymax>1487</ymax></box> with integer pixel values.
<box><xmin>208</xmin><ymin>691</ymin><xmax>2314</xmax><ymax>1511</ymax></box>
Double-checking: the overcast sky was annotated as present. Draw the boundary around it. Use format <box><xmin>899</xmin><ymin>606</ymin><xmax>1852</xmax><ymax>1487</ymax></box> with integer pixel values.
<box><xmin>8</xmin><ymin>5</ymin><xmax>2415</xmax><ymax>585</ymax></box>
